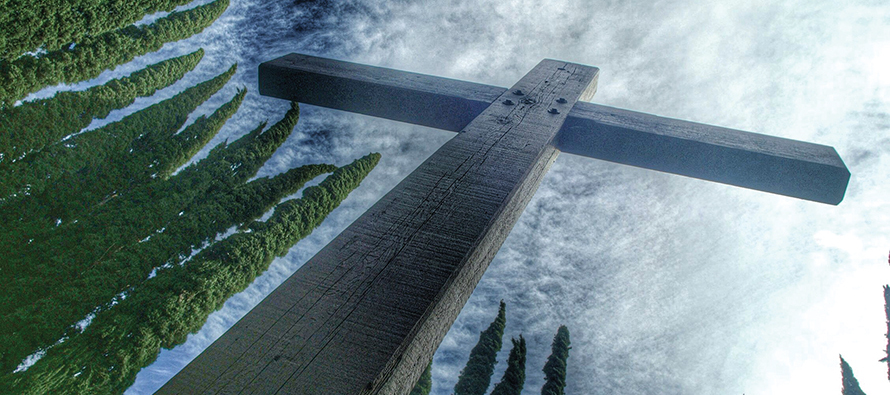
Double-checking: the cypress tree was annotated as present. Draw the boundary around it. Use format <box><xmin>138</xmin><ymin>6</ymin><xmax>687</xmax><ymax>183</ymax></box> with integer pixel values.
<box><xmin>0</xmin><ymin>100</ymin><xmax>318</xmax><ymax>375</ymax></box>
<box><xmin>541</xmin><ymin>326</ymin><xmax>571</xmax><ymax>395</ymax></box>
<box><xmin>490</xmin><ymin>335</ymin><xmax>526</xmax><ymax>395</ymax></box>
<box><xmin>881</xmin><ymin>285</ymin><xmax>890</xmax><ymax>381</ymax></box>
<box><xmin>0</xmin><ymin>63</ymin><xmax>239</xmax><ymax>270</ymax></box>
<box><xmin>3</xmin><ymin>153</ymin><xmax>381</xmax><ymax>394</ymax></box>
<box><xmin>0</xmin><ymin>63</ymin><xmax>239</xmax><ymax>289</ymax></box>
<box><xmin>410</xmin><ymin>361</ymin><xmax>433</xmax><ymax>395</ymax></box>
<box><xmin>0</xmin><ymin>90</ymin><xmax>291</xmax><ymax>373</ymax></box>
<box><xmin>0</xmin><ymin>0</ymin><xmax>230</xmax><ymax>107</ymax></box>
<box><xmin>0</xmin><ymin>63</ymin><xmax>236</xmax><ymax>202</ymax></box>
<box><xmin>0</xmin><ymin>86</ymin><xmax>244</xmax><ymax>231</ymax></box>
<box><xmin>454</xmin><ymin>301</ymin><xmax>507</xmax><ymax>395</ymax></box>
<box><xmin>0</xmin><ymin>0</ymin><xmax>194</xmax><ymax>61</ymax></box>
<box><xmin>840</xmin><ymin>355</ymin><xmax>867</xmax><ymax>395</ymax></box>
<box><xmin>0</xmin><ymin>162</ymin><xmax>336</xmax><ymax>379</ymax></box>
<box><xmin>0</xmin><ymin>49</ymin><xmax>204</xmax><ymax>165</ymax></box>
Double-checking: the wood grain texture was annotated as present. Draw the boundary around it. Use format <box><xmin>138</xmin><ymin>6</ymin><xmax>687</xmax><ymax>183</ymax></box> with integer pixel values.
<box><xmin>258</xmin><ymin>53</ymin><xmax>849</xmax><ymax>204</ymax></box>
<box><xmin>557</xmin><ymin>103</ymin><xmax>850</xmax><ymax>204</ymax></box>
<box><xmin>158</xmin><ymin>59</ymin><xmax>599</xmax><ymax>394</ymax></box>
<box><xmin>258</xmin><ymin>53</ymin><xmax>502</xmax><ymax>132</ymax></box>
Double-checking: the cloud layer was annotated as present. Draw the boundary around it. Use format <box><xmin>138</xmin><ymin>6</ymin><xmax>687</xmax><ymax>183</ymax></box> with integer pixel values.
<box><xmin>33</xmin><ymin>0</ymin><xmax>880</xmax><ymax>393</ymax></box>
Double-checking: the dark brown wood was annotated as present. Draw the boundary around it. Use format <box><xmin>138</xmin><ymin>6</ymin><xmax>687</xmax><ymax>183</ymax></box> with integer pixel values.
<box><xmin>259</xmin><ymin>53</ymin><xmax>849</xmax><ymax>204</ymax></box>
<box><xmin>158</xmin><ymin>59</ymin><xmax>599</xmax><ymax>394</ymax></box>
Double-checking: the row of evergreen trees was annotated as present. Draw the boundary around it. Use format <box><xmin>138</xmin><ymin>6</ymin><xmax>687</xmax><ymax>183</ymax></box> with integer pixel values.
<box><xmin>0</xmin><ymin>57</ymin><xmax>382</xmax><ymax>391</ymax></box>
<box><xmin>411</xmin><ymin>302</ymin><xmax>572</xmax><ymax>395</ymax></box>
<box><xmin>837</xmin><ymin>252</ymin><xmax>890</xmax><ymax>395</ymax></box>
<box><xmin>411</xmin><ymin>277</ymin><xmax>890</xmax><ymax>395</ymax></box>
<box><xmin>0</xmin><ymin>49</ymin><xmax>204</xmax><ymax>167</ymax></box>
<box><xmin>0</xmin><ymin>1</ymin><xmax>387</xmax><ymax>394</ymax></box>
<box><xmin>415</xmin><ymin>267</ymin><xmax>890</xmax><ymax>395</ymax></box>
<box><xmin>0</xmin><ymin>0</ymin><xmax>230</xmax><ymax>107</ymax></box>
<box><xmin>410</xmin><ymin>272</ymin><xmax>890</xmax><ymax>395</ymax></box>
<box><xmin>0</xmin><ymin>0</ymin><xmax>196</xmax><ymax>61</ymax></box>
<box><xmin>0</xmin><ymin>54</ymin><xmax>382</xmax><ymax>391</ymax></box>
<box><xmin>3</xmin><ymin>150</ymin><xmax>379</xmax><ymax>394</ymax></box>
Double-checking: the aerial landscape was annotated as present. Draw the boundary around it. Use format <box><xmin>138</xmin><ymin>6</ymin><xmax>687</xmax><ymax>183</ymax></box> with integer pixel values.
<box><xmin>1</xmin><ymin>0</ymin><xmax>888</xmax><ymax>394</ymax></box>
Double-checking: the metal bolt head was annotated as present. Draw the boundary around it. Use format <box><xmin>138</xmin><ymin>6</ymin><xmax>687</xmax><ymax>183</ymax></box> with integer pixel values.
<box><xmin>548</xmin><ymin>108</ymin><xmax>560</xmax><ymax>114</ymax></box>
<box><xmin>512</xmin><ymin>89</ymin><xmax>525</xmax><ymax>96</ymax></box>
<box><xmin>503</xmin><ymin>99</ymin><xmax>514</xmax><ymax>105</ymax></box>
<box><xmin>556</xmin><ymin>97</ymin><xmax>567</xmax><ymax>104</ymax></box>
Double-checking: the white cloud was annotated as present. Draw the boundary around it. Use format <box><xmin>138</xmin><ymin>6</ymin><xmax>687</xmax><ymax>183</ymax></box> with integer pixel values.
<box><xmin>111</xmin><ymin>0</ymin><xmax>890</xmax><ymax>394</ymax></box>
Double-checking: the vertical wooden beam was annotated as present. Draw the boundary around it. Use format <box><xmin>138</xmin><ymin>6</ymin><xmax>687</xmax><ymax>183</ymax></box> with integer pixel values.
<box><xmin>157</xmin><ymin>60</ymin><xmax>598</xmax><ymax>394</ymax></box>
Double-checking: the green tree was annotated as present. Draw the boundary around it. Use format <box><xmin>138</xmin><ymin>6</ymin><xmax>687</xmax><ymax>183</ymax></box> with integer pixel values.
<box><xmin>541</xmin><ymin>326</ymin><xmax>570</xmax><ymax>395</ymax></box>
<box><xmin>0</xmin><ymin>62</ymin><xmax>236</xmax><ymax>202</ymax></box>
<box><xmin>0</xmin><ymin>0</ymin><xmax>195</xmax><ymax>61</ymax></box>
<box><xmin>410</xmin><ymin>361</ymin><xmax>433</xmax><ymax>395</ymax></box>
<box><xmin>840</xmin><ymin>355</ymin><xmax>867</xmax><ymax>395</ymax></box>
<box><xmin>0</xmin><ymin>82</ymin><xmax>244</xmax><ymax>236</ymax></box>
<box><xmin>3</xmin><ymin>153</ymin><xmax>381</xmax><ymax>394</ymax></box>
<box><xmin>0</xmin><ymin>49</ymin><xmax>204</xmax><ymax>165</ymax></box>
<box><xmin>0</xmin><ymin>99</ymin><xmax>327</xmax><ymax>376</ymax></box>
<box><xmin>454</xmin><ymin>301</ymin><xmax>507</xmax><ymax>395</ymax></box>
<box><xmin>0</xmin><ymin>161</ymin><xmax>335</xmax><ymax>379</ymax></box>
<box><xmin>0</xmin><ymin>88</ymin><xmax>268</xmax><ymax>373</ymax></box>
<box><xmin>490</xmin><ymin>335</ymin><xmax>526</xmax><ymax>395</ymax></box>
<box><xmin>882</xmin><ymin>285</ymin><xmax>890</xmax><ymax>381</ymax></box>
<box><xmin>0</xmin><ymin>0</ymin><xmax>229</xmax><ymax>107</ymax></box>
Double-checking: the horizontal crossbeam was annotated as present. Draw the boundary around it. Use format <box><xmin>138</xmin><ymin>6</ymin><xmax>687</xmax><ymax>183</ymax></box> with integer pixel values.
<box><xmin>259</xmin><ymin>53</ymin><xmax>850</xmax><ymax>205</ymax></box>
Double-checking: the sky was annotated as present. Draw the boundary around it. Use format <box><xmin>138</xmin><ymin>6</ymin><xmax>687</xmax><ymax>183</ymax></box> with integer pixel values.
<box><xmin>27</xmin><ymin>0</ymin><xmax>890</xmax><ymax>393</ymax></box>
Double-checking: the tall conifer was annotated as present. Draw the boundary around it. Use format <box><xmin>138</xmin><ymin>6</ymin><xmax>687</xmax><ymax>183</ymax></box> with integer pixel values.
<box><xmin>0</xmin><ymin>0</ymin><xmax>195</xmax><ymax>61</ymax></box>
<box><xmin>3</xmin><ymin>153</ymin><xmax>381</xmax><ymax>394</ymax></box>
<box><xmin>881</xmin><ymin>285</ymin><xmax>890</xmax><ymax>381</ymax></box>
<box><xmin>0</xmin><ymin>0</ymin><xmax>230</xmax><ymax>107</ymax></box>
<box><xmin>490</xmin><ymin>335</ymin><xmax>526</xmax><ymax>395</ymax></box>
<box><xmin>0</xmin><ymin>97</ymin><xmax>322</xmax><ymax>375</ymax></box>
<box><xmin>0</xmin><ymin>49</ymin><xmax>204</xmax><ymax>164</ymax></box>
<box><xmin>454</xmin><ymin>301</ymin><xmax>507</xmax><ymax>395</ymax></box>
<box><xmin>840</xmin><ymin>355</ymin><xmax>867</xmax><ymax>395</ymax></box>
<box><xmin>0</xmin><ymin>85</ymin><xmax>244</xmax><ymax>232</ymax></box>
<box><xmin>0</xmin><ymin>63</ymin><xmax>236</xmax><ymax>201</ymax></box>
<box><xmin>541</xmin><ymin>326</ymin><xmax>570</xmax><ymax>395</ymax></box>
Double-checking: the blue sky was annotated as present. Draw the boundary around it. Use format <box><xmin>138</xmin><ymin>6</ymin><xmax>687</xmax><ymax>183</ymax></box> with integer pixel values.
<box><xmin>24</xmin><ymin>0</ymin><xmax>890</xmax><ymax>393</ymax></box>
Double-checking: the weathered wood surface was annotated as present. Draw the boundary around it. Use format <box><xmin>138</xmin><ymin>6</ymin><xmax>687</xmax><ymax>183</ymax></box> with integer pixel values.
<box><xmin>557</xmin><ymin>104</ymin><xmax>850</xmax><ymax>204</ymax></box>
<box><xmin>258</xmin><ymin>53</ymin><xmax>503</xmax><ymax>131</ymax></box>
<box><xmin>158</xmin><ymin>59</ymin><xmax>599</xmax><ymax>394</ymax></box>
<box><xmin>259</xmin><ymin>53</ymin><xmax>849</xmax><ymax>204</ymax></box>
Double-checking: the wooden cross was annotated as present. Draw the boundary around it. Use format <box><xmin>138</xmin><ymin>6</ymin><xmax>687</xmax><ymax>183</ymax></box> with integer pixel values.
<box><xmin>158</xmin><ymin>54</ymin><xmax>849</xmax><ymax>394</ymax></box>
